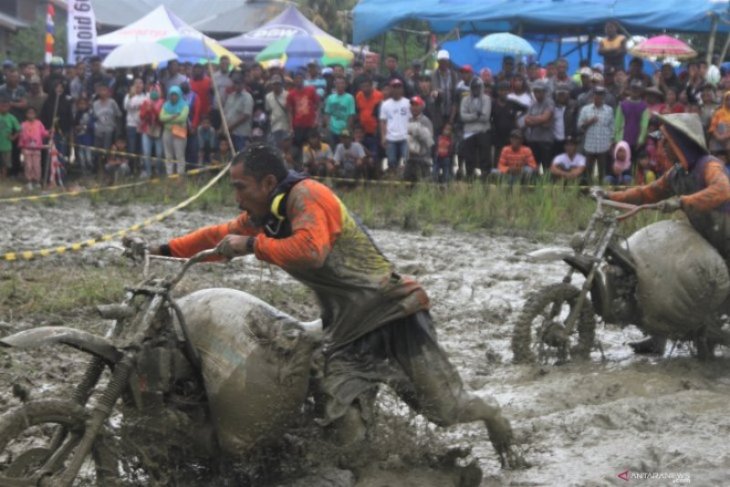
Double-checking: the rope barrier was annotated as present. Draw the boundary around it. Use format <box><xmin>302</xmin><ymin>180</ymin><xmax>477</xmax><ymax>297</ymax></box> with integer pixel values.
<box><xmin>1</xmin><ymin>161</ymin><xmax>232</xmax><ymax>262</ymax></box>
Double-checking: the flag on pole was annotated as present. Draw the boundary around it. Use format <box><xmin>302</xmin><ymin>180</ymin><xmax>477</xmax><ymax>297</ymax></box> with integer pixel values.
<box><xmin>45</xmin><ymin>3</ymin><xmax>55</xmax><ymax>64</ymax></box>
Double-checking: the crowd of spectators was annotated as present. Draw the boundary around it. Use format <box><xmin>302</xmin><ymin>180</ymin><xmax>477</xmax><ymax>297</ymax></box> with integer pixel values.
<box><xmin>0</xmin><ymin>21</ymin><xmax>728</xmax><ymax>190</ymax></box>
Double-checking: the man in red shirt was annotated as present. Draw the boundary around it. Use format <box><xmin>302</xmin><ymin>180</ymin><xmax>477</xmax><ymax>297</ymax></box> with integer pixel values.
<box><xmin>355</xmin><ymin>76</ymin><xmax>383</xmax><ymax>163</ymax></box>
<box><xmin>189</xmin><ymin>64</ymin><xmax>212</xmax><ymax>120</ymax></box>
<box><xmin>286</xmin><ymin>70</ymin><xmax>320</xmax><ymax>148</ymax></box>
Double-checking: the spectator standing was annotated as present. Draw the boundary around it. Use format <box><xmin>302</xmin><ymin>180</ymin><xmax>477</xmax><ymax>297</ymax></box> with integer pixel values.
<box><xmin>73</xmin><ymin>96</ymin><xmax>94</xmax><ymax>176</ymax></box>
<box><xmin>491</xmin><ymin>81</ymin><xmax>518</xmax><ymax>160</ymax></box>
<box><xmin>379</xmin><ymin>79</ymin><xmax>411</xmax><ymax>176</ymax></box>
<box><xmin>352</xmin><ymin>54</ymin><xmax>385</xmax><ymax>91</ymax></box>
<box><xmin>265</xmin><ymin>74</ymin><xmax>290</xmax><ymax>147</ymax></box>
<box><xmin>494</xmin><ymin>129</ymin><xmax>537</xmax><ymax>182</ymax></box>
<box><xmin>598</xmin><ymin>21</ymin><xmax>627</xmax><ymax>72</ymax></box>
<box><xmin>709</xmin><ymin>91</ymin><xmax>730</xmax><ymax>158</ymax></box>
<box><xmin>304</xmin><ymin>62</ymin><xmax>327</xmax><ymax>99</ymax></box>
<box><xmin>355</xmin><ymin>77</ymin><xmax>383</xmax><ymax>161</ymax></box>
<box><xmin>18</xmin><ymin>107</ymin><xmax>48</xmax><ymax>189</ymax></box>
<box><xmin>578</xmin><ymin>86</ymin><xmax>614</xmax><ymax>181</ymax></box>
<box><xmin>324</xmin><ymin>76</ymin><xmax>356</xmax><ymax>147</ymax></box>
<box><xmin>69</xmin><ymin>61</ymin><xmax>87</xmax><ymax>101</ymax></box>
<box><xmin>159</xmin><ymin>85</ymin><xmax>189</xmax><ymax>176</ymax></box>
<box><xmin>181</xmin><ymin>82</ymin><xmax>202</xmax><ymax>164</ymax></box>
<box><xmin>577</xmin><ymin>72</ymin><xmax>617</xmax><ymax>108</ymax></box>
<box><xmin>139</xmin><ymin>86</ymin><xmax>164</xmax><ymax>178</ymax></box>
<box><xmin>700</xmin><ymin>85</ymin><xmax>719</xmax><ymax>133</ymax></box>
<box><xmin>655</xmin><ymin>63</ymin><xmax>681</xmax><ymax>95</ymax></box>
<box><xmin>430</xmin><ymin>50</ymin><xmax>459</xmax><ymax>136</ymax></box>
<box><xmin>41</xmin><ymin>81</ymin><xmax>73</xmax><ymax>170</ymax></box>
<box><xmin>460</xmin><ymin>77</ymin><xmax>492</xmax><ymax>179</ymax></box>
<box><xmin>405</xmin><ymin>95</ymin><xmax>434</xmax><ymax>182</ymax></box>
<box><xmin>524</xmin><ymin>81</ymin><xmax>554</xmax><ymax>172</ymax></box>
<box><xmin>657</xmin><ymin>88</ymin><xmax>686</xmax><ymax>114</ymax></box>
<box><xmin>0</xmin><ymin>68</ymin><xmax>27</xmax><ymax>176</ymax></box>
<box><xmin>162</xmin><ymin>60</ymin><xmax>188</xmax><ymax>94</ymax></box>
<box><xmin>496</xmin><ymin>56</ymin><xmax>516</xmax><ymax>83</ymax></box>
<box><xmin>333</xmin><ymin>129</ymin><xmax>366</xmax><ymax>179</ymax></box>
<box><xmin>547</xmin><ymin>58</ymin><xmax>578</xmax><ymax>95</ymax></box>
<box><xmin>384</xmin><ymin>53</ymin><xmax>410</xmax><ymax>97</ymax></box>
<box><xmin>123</xmin><ymin>78</ymin><xmax>146</xmax><ymax>172</ymax></box>
<box><xmin>223</xmin><ymin>75</ymin><xmax>253</xmax><ymax>153</ymax></box>
<box><xmin>433</xmin><ymin>121</ymin><xmax>454</xmax><ymax>183</ymax></box>
<box><xmin>86</xmin><ymin>57</ymin><xmax>113</xmax><ymax>96</ymax></box>
<box><xmin>0</xmin><ymin>96</ymin><xmax>19</xmax><ymax>180</ymax></box>
<box><xmin>552</xmin><ymin>85</ymin><xmax>578</xmax><ymax>158</ymax></box>
<box><xmin>26</xmin><ymin>76</ymin><xmax>47</xmax><ymax>115</ymax></box>
<box><xmin>286</xmin><ymin>70</ymin><xmax>320</xmax><ymax>149</ymax></box>
<box><xmin>684</xmin><ymin>61</ymin><xmax>704</xmax><ymax>106</ymax></box>
<box><xmin>550</xmin><ymin>136</ymin><xmax>585</xmax><ymax>183</ymax></box>
<box><xmin>92</xmin><ymin>84</ymin><xmax>122</xmax><ymax>169</ymax></box>
<box><xmin>614</xmin><ymin>81</ymin><xmax>650</xmax><ymax>155</ymax></box>
<box><xmin>189</xmin><ymin>64</ymin><xmax>212</xmax><ymax>121</ymax></box>
<box><xmin>627</xmin><ymin>57</ymin><xmax>652</xmax><ymax>88</ymax></box>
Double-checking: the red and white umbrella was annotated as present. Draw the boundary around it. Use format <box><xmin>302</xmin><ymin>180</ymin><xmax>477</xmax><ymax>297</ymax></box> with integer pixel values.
<box><xmin>630</xmin><ymin>35</ymin><xmax>697</xmax><ymax>60</ymax></box>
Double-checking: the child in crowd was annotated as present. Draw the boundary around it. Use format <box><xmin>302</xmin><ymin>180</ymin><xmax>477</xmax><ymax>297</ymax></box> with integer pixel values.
<box><xmin>604</xmin><ymin>140</ymin><xmax>633</xmax><ymax>186</ymax></box>
<box><xmin>196</xmin><ymin>116</ymin><xmax>218</xmax><ymax>165</ymax></box>
<box><xmin>635</xmin><ymin>150</ymin><xmax>657</xmax><ymax>185</ymax></box>
<box><xmin>333</xmin><ymin>129</ymin><xmax>365</xmax><ymax>179</ymax></box>
<box><xmin>105</xmin><ymin>137</ymin><xmax>130</xmax><ymax>184</ymax></box>
<box><xmin>278</xmin><ymin>133</ymin><xmax>300</xmax><ymax>171</ymax></box>
<box><xmin>74</xmin><ymin>96</ymin><xmax>95</xmax><ymax>176</ymax></box>
<box><xmin>19</xmin><ymin>107</ymin><xmax>49</xmax><ymax>189</ymax></box>
<box><xmin>353</xmin><ymin>125</ymin><xmax>378</xmax><ymax>180</ymax></box>
<box><xmin>433</xmin><ymin>121</ymin><xmax>454</xmax><ymax>183</ymax></box>
<box><xmin>0</xmin><ymin>96</ymin><xmax>20</xmax><ymax>181</ymax></box>
<box><xmin>214</xmin><ymin>138</ymin><xmax>232</xmax><ymax>165</ymax></box>
<box><xmin>302</xmin><ymin>130</ymin><xmax>335</xmax><ymax>177</ymax></box>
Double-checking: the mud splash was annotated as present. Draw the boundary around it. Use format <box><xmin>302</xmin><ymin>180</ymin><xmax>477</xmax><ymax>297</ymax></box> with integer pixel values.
<box><xmin>1</xmin><ymin>199</ymin><xmax>729</xmax><ymax>485</ymax></box>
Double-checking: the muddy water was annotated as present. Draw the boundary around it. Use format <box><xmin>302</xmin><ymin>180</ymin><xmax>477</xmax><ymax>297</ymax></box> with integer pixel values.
<box><xmin>1</xmin><ymin>199</ymin><xmax>729</xmax><ymax>486</ymax></box>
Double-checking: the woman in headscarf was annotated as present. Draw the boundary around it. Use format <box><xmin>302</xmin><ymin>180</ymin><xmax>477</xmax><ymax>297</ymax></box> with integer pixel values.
<box><xmin>139</xmin><ymin>83</ymin><xmax>165</xmax><ymax>178</ymax></box>
<box><xmin>159</xmin><ymin>85</ymin><xmax>189</xmax><ymax>176</ymax></box>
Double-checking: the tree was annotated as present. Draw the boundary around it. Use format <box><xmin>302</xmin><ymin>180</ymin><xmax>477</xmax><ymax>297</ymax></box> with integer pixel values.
<box><xmin>9</xmin><ymin>6</ymin><xmax>67</xmax><ymax>63</ymax></box>
<box><xmin>296</xmin><ymin>0</ymin><xmax>357</xmax><ymax>42</ymax></box>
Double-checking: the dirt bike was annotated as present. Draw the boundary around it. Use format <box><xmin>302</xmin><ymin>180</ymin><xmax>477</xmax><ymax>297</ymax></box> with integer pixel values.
<box><xmin>0</xmin><ymin>242</ymin><xmax>322</xmax><ymax>486</ymax></box>
<box><xmin>511</xmin><ymin>198</ymin><xmax>730</xmax><ymax>365</ymax></box>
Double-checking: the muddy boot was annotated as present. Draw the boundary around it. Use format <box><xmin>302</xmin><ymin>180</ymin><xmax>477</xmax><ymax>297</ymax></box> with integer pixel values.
<box><xmin>628</xmin><ymin>335</ymin><xmax>667</xmax><ymax>355</ymax></box>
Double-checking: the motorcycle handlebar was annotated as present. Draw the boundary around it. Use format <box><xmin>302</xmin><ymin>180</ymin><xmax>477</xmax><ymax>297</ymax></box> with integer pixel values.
<box><xmin>596</xmin><ymin>198</ymin><xmax>661</xmax><ymax>221</ymax></box>
<box><xmin>167</xmin><ymin>248</ymin><xmax>221</xmax><ymax>288</ymax></box>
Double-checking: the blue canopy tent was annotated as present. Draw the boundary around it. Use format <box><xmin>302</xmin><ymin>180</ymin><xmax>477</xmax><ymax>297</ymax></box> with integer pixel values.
<box><xmin>353</xmin><ymin>0</ymin><xmax>730</xmax><ymax>44</ymax></box>
<box><xmin>221</xmin><ymin>5</ymin><xmax>334</xmax><ymax>60</ymax></box>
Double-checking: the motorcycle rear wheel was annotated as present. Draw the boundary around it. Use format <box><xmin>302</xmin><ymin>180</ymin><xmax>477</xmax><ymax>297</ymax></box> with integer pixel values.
<box><xmin>512</xmin><ymin>283</ymin><xmax>596</xmax><ymax>364</ymax></box>
<box><xmin>0</xmin><ymin>399</ymin><xmax>118</xmax><ymax>486</ymax></box>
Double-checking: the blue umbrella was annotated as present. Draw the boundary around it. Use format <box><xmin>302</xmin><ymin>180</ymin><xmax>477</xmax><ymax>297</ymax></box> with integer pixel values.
<box><xmin>475</xmin><ymin>33</ymin><xmax>536</xmax><ymax>57</ymax></box>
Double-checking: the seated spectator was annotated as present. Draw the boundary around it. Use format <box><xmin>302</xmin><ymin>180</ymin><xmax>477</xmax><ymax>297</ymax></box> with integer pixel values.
<box><xmin>352</xmin><ymin>125</ymin><xmax>378</xmax><ymax>179</ymax></box>
<box><xmin>644</xmin><ymin>87</ymin><xmax>665</xmax><ymax>114</ymax></box>
<box><xmin>635</xmin><ymin>149</ymin><xmax>657</xmax><ymax>185</ymax></box>
<box><xmin>604</xmin><ymin>140</ymin><xmax>632</xmax><ymax>185</ymax></box>
<box><xmin>196</xmin><ymin>115</ymin><xmax>218</xmax><ymax>165</ymax></box>
<box><xmin>278</xmin><ymin>132</ymin><xmax>301</xmax><ymax>171</ymax></box>
<box><xmin>333</xmin><ymin>129</ymin><xmax>365</xmax><ymax>179</ymax></box>
<box><xmin>105</xmin><ymin>137</ymin><xmax>130</xmax><ymax>184</ymax></box>
<box><xmin>494</xmin><ymin>129</ymin><xmax>537</xmax><ymax>183</ymax></box>
<box><xmin>433</xmin><ymin>121</ymin><xmax>454</xmax><ymax>183</ymax></box>
<box><xmin>214</xmin><ymin>138</ymin><xmax>232</xmax><ymax>165</ymax></box>
<box><xmin>302</xmin><ymin>130</ymin><xmax>335</xmax><ymax>177</ymax></box>
<box><xmin>549</xmin><ymin>136</ymin><xmax>586</xmax><ymax>183</ymax></box>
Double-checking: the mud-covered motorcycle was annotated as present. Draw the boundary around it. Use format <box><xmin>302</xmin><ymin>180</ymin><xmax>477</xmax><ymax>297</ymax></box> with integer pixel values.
<box><xmin>512</xmin><ymin>198</ymin><xmax>730</xmax><ymax>365</ymax></box>
<box><xmin>0</xmin><ymin>242</ymin><xmax>322</xmax><ymax>486</ymax></box>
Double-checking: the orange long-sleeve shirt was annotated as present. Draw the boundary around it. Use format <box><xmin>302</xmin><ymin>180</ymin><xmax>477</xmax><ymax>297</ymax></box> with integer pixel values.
<box><xmin>167</xmin><ymin>178</ymin><xmax>429</xmax><ymax>348</ymax></box>
<box><xmin>609</xmin><ymin>160</ymin><xmax>730</xmax><ymax>213</ymax></box>
<box><xmin>497</xmin><ymin>145</ymin><xmax>537</xmax><ymax>174</ymax></box>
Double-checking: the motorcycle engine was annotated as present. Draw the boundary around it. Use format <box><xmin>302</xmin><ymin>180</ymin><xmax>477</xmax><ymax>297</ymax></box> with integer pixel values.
<box><xmin>602</xmin><ymin>264</ymin><xmax>638</xmax><ymax>325</ymax></box>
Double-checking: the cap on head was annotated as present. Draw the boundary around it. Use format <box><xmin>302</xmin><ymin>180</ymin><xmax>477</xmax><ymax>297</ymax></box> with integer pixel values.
<box><xmin>591</xmin><ymin>72</ymin><xmax>604</xmax><ymax>82</ymax></box>
<box><xmin>340</xmin><ymin>129</ymin><xmax>351</xmax><ymax>138</ymax></box>
<box><xmin>437</xmin><ymin>49</ymin><xmax>450</xmax><ymax>61</ymax></box>
<box><xmin>579</xmin><ymin>67</ymin><xmax>593</xmax><ymax>77</ymax></box>
<box><xmin>390</xmin><ymin>78</ymin><xmax>403</xmax><ymax>87</ymax></box>
<box><xmin>532</xmin><ymin>80</ymin><xmax>547</xmax><ymax>92</ymax></box>
<box><xmin>410</xmin><ymin>95</ymin><xmax>425</xmax><ymax>106</ymax></box>
<box><xmin>593</xmin><ymin>85</ymin><xmax>607</xmax><ymax>94</ymax></box>
<box><xmin>460</xmin><ymin>64</ymin><xmax>473</xmax><ymax>74</ymax></box>
<box><xmin>322</xmin><ymin>67</ymin><xmax>333</xmax><ymax>76</ymax></box>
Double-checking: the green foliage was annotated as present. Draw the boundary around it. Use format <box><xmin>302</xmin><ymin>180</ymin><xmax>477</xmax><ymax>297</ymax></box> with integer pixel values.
<box><xmin>9</xmin><ymin>7</ymin><xmax>68</xmax><ymax>63</ymax></box>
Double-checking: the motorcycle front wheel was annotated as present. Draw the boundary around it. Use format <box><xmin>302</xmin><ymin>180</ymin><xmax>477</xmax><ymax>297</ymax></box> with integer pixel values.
<box><xmin>0</xmin><ymin>399</ymin><xmax>118</xmax><ymax>486</ymax></box>
<box><xmin>512</xmin><ymin>283</ymin><xmax>596</xmax><ymax>364</ymax></box>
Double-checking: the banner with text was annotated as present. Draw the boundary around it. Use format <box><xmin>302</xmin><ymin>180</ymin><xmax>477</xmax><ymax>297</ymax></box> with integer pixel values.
<box><xmin>67</xmin><ymin>0</ymin><xmax>97</xmax><ymax>64</ymax></box>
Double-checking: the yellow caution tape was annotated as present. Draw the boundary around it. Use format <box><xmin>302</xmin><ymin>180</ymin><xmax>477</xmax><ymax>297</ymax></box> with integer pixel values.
<box><xmin>1</xmin><ymin>162</ymin><xmax>232</xmax><ymax>262</ymax></box>
<box><xmin>0</xmin><ymin>163</ymin><xmax>224</xmax><ymax>204</ymax></box>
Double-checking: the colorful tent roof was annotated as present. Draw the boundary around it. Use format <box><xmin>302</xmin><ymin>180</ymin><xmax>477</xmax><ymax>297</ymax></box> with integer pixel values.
<box><xmin>221</xmin><ymin>5</ymin><xmax>336</xmax><ymax>60</ymax></box>
<box><xmin>97</xmin><ymin>6</ymin><xmax>201</xmax><ymax>55</ymax></box>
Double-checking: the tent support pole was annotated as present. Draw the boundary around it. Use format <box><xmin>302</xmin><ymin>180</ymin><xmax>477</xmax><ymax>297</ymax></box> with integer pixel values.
<box><xmin>707</xmin><ymin>15</ymin><xmax>719</xmax><ymax>66</ymax></box>
<box><xmin>557</xmin><ymin>36</ymin><xmax>562</xmax><ymax>58</ymax></box>
<box><xmin>720</xmin><ymin>33</ymin><xmax>730</xmax><ymax>67</ymax></box>
<box><xmin>401</xmin><ymin>30</ymin><xmax>408</xmax><ymax>67</ymax></box>
<box><xmin>587</xmin><ymin>34</ymin><xmax>594</xmax><ymax>65</ymax></box>
<box><xmin>380</xmin><ymin>31</ymin><xmax>388</xmax><ymax>70</ymax></box>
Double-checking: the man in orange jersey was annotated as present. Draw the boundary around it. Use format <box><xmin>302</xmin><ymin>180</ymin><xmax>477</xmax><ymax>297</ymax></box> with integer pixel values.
<box><xmin>150</xmin><ymin>143</ymin><xmax>521</xmax><ymax>468</ymax></box>
<box><xmin>597</xmin><ymin>113</ymin><xmax>730</xmax><ymax>354</ymax></box>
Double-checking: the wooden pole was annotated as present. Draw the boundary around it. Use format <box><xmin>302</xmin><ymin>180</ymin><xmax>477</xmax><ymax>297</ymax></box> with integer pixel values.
<box><xmin>719</xmin><ymin>33</ymin><xmax>730</xmax><ymax>67</ymax></box>
<box><xmin>707</xmin><ymin>15</ymin><xmax>719</xmax><ymax>66</ymax></box>
<box><xmin>42</xmin><ymin>89</ymin><xmax>61</xmax><ymax>188</ymax></box>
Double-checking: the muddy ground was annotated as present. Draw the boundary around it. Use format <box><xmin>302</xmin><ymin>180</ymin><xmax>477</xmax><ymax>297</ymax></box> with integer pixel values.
<box><xmin>1</xmin><ymin>198</ymin><xmax>729</xmax><ymax>486</ymax></box>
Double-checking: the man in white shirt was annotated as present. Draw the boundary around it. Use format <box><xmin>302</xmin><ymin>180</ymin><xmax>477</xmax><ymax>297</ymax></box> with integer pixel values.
<box><xmin>264</xmin><ymin>74</ymin><xmax>289</xmax><ymax>147</ymax></box>
<box><xmin>379</xmin><ymin>78</ymin><xmax>410</xmax><ymax>176</ymax></box>
<box><xmin>550</xmin><ymin>136</ymin><xmax>586</xmax><ymax>183</ymax></box>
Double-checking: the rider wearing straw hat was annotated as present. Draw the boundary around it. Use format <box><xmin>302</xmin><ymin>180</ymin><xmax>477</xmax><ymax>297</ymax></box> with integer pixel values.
<box><xmin>598</xmin><ymin>113</ymin><xmax>730</xmax><ymax>353</ymax></box>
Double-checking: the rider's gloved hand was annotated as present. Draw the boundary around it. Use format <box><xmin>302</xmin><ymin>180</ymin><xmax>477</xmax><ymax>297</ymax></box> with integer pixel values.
<box><xmin>657</xmin><ymin>196</ymin><xmax>682</xmax><ymax>213</ymax></box>
<box><xmin>589</xmin><ymin>186</ymin><xmax>609</xmax><ymax>200</ymax></box>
